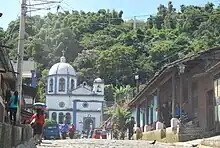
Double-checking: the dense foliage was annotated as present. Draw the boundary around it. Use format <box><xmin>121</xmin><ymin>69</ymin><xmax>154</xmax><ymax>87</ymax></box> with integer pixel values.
<box><xmin>1</xmin><ymin>2</ymin><xmax>220</xmax><ymax>102</ymax></box>
<box><xmin>106</xmin><ymin>105</ymin><xmax>131</xmax><ymax>140</ymax></box>
<box><xmin>45</xmin><ymin>119</ymin><xmax>57</xmax><ymax>126</ymax></box>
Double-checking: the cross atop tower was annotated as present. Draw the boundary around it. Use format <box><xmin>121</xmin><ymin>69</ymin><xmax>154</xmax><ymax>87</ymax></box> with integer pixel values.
<box><xmin>60</xmin><ymin>50</ymin><xmax>66</xmax><ymax>63</ymax></box>
<box><xmin>62</xmin><ymin>50</ymin><xmax>65</xmax><ymax>56</ymax></box>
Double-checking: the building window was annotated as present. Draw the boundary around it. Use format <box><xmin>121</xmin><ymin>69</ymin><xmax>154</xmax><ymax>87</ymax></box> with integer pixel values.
<box><xmin>58</xmin><ymin>112</ymin><xmax>64</xmax><ymax>124</ymax></box>
<box><xmin>97</xmin><ymin>85</ymin><xmax>101</xmax><ymax>92</ymax></box>
<box><xmin>71</xmin><ymin>79</ymin><xmax>74</xmax><ymax>90</ymax></box>
<box><xmin>49</xmin><ymin>78</ymin><xmax>53</xmax><ymax>92</ymax></box>
<box><xmin>65</xmin><ymin>112</ymin><xmax>71</xmax><ymax>124</ymax></box>
<box><xmin>59</xmin><ymin>78</ymin><xmax>65</xmax><ymax>92</ymax></box>
<box><xmin>82</xmin><ymin>102</ymin><xmax>89</xmax><ymax>108</ymax></box>
<box><xmin>52</xmin><ymin>112</ymin><xmax>57</xmax><ymax>122</ymax></box>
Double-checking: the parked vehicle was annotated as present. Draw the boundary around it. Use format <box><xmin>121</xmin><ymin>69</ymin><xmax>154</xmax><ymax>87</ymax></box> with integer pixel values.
<box><xmin>44</xmin><ymin>124</ymin><xmax>60</xmax><ymax>140</ymax></box>
<box><xmin>92</xmin><ymin>129</ymin><xmax>102</xmax><ymax>139</ymax></box>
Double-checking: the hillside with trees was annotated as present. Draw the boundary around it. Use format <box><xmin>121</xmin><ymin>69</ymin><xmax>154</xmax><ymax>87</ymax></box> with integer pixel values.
<box><xmin>1</xmin><ymin>2</ymin><xmax>220</xmax><ymax>103</ymax></box>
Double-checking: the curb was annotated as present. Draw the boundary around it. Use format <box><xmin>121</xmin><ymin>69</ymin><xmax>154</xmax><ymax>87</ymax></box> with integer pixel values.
<box><xmin>200</xmin><ymin>140</ymin><xmax>220</xmax><ymax>148</ymax></box>
<box><xmin>199</xmin><ymin>145</ymin><xmax>213</xmax><ymax>148</ymax></box>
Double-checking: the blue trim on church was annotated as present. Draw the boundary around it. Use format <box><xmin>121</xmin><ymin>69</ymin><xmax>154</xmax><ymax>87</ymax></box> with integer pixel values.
<box><xmin>72</xmin><ymin>100</ymin><xmax>77</xmax><ymax>126</ymax></box>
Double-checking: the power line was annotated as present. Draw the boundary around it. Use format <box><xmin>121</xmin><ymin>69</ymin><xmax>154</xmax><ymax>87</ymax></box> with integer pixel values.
<box><xmin>62</xmin><ymin>1</ymin><xmax>74</xmax><ymax>10</ymax></box>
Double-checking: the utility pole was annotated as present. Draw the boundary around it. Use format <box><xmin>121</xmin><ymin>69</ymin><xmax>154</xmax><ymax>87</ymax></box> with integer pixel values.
<box><xmin>133</xmin><ymin>16</ymin><xmax>136</xmax><ymax>30</ymax></box>
<box><xmin>16</xmin><ymin>0</ymin><xmax>61</xmax><ymax>124</ymax></box>
<box><xmin>16</xmin><ymin>0</ymin><xmax>27</xmax><ymax>124</ymax></box>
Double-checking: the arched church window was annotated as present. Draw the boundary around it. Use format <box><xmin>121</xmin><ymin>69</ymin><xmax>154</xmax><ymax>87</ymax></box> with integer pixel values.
<box><xmin>97</xmin><ymin>85</ymin><xmax>102</xmax><ymax>92</ymax></box>
<box><xmin>65</xmin><ymin>112</ymin><xmax>71</xmax><ymax>124</ymax></box>
<box><xmin>71</xmin><ymin>79</ymin><xmax>74</xmax><ymax>90</ymax></box>
<box><xmin>52</xmin><ymin>112</ymin><xmax>57</xmax><ymax>122</ymax></box>
<box><xmin>59</xmin><ymin>78</ymin><xmax>65</xmax><ymax>92</ymax></box>
<box><xmin>49</xmin><ymin>78</ymin><xmax>53</xmax><ymax>92</ymax></box>
<box><xmin>58</xmin><ymin>112</ymin><xmax>64</xmax><ymax>124</ymax></box>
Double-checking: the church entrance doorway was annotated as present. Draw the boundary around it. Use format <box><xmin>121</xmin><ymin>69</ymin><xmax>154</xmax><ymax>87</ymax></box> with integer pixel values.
<box><xmin>83</xmin><ymin>117</ymin><xmax>95</xmax><ymax>131</ymax></box>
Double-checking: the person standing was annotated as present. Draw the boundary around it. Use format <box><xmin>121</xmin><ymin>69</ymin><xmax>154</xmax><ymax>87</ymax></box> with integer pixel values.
<box><xmin>126</xmin><ymin>117</ymin><xmax>136</xmax><ymax>140</ymax></box>
<box><xmin>161</xmin><ymin>103</ymin><xmax>170</xmax><ymax>127</ymax></box>
<box><xmin>175</xmin><ymin>103</ymin><xmax>181</xmax><ymax>118</ymax></box>
<box><xmin>9</xmin><ymin>91</ymin><xmax>20</xmax><ymax>125</ymax></box>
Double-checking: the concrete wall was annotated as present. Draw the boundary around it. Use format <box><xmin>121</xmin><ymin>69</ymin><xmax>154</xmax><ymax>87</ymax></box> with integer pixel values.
<box><xmin>0</xmin><ymin>123</ymin><xmax>33</xmax><ymax>148</ymax></box>
<box><xmin>142</xmin><ymin>127</ymin><xmax>204</xmax><ymax>143</ymax></box>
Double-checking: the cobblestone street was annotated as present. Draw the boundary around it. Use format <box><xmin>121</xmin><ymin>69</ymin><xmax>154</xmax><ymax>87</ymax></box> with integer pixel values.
<box><xmin>37</xmin><ymin>139</ymin><xmax>191</xmax><ymax>148</ymax></box>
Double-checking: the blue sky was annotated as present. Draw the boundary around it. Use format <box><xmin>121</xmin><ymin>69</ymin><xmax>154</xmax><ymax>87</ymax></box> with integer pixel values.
<box><xmin>0</xmin><ymin>0</ymin><xmax>218</xmax><ymax>30</ymax></box>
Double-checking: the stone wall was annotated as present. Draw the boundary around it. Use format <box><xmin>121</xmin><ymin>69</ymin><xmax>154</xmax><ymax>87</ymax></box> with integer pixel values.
<box><xmin>142</xmin><ymin>126</ymin><xmax>214</xmax><ymax>143</ymax></box>
<box><xmin>0</xmin><ymin>123</ymin><xmax>33</xmax><ymax>148</ymax></box>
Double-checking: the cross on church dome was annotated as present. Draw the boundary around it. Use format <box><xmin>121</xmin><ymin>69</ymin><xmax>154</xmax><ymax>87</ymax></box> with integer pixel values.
<box><xmin>60</xmin><ymin>50</ymin><xmax>66</xmax><ymax>63</ymax></box>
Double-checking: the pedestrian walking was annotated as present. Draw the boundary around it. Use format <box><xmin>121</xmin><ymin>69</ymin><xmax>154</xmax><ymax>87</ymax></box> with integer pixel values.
<box><xmin>30</xmin><ymin>109</ymin><xmax>45</xmax><ymax>145</ymax></box>
<box><xmin>9</xmin><ymin>91</ymin><xmax>20</xmax><ymax>125</ymax></box>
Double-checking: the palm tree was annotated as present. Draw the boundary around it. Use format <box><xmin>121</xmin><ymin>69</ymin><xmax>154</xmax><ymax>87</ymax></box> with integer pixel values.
<box><xmin>111</xmin><ymin>105</ymin><xmax>131</xmax><ymax>140</ymax></box>
<box><xmin>113</xmin><ymin>85</ymin><xmax>134</xmax><ymax>104</ymax></box>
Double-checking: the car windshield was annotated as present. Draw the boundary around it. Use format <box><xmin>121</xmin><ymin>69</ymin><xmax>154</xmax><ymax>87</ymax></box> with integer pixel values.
<box><xmin>46</xmin><ymin>126</ymin><xmax>57</xmax><ymax>129</ymax></box>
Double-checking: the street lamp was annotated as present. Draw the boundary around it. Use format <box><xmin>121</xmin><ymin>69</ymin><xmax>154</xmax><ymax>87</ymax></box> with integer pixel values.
<box><xmin>135</xmin><ymin>74</ymin><xmax>139</xmax><ymax>94</ymax></box>
<box><xmin>135</xmin><ymin>75</ymin><xmax>139</xmax><ymax>80</ymax></box>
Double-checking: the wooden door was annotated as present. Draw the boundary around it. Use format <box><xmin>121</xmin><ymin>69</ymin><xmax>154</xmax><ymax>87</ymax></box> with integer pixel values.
<box><xmin>206</xmin><ymin>90</ymin><xmax>215</xmax><ymax>131</ymax></box>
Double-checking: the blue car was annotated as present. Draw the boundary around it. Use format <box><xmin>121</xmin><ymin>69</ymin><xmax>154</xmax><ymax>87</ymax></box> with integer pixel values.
<box><xmin>44</xmin><ymin>124</ymin><xmax>60</xmax><ymax>140</ymax></box>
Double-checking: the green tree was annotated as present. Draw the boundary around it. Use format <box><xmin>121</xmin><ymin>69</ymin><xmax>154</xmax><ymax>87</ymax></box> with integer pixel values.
<box><xmin>2</xmin><ymin>2</ymin><xmax>220</xmax><ymax>102</ymax></box>
<box><xmin>111</xmin><ymin>105</ymin><xmax>131</xmax><ymax>140</ymax></box>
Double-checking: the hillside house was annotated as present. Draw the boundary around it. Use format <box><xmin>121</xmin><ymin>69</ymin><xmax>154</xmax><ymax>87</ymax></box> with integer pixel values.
<box><xmin>128</xmin><ymin>46</ymin><xmax>220</xmax><ymax>141</ymax></box>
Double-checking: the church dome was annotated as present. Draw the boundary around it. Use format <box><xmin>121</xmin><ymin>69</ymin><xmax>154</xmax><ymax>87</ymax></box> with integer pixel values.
<box><xmin>94</xmin><ymin>78</ymin><xmax>103</xmax><ymax>83</ymax></box>
<box><xmin>48</xmin><ymin>52</ymin><xmax>77</xmax><ymax>76</ymax></box>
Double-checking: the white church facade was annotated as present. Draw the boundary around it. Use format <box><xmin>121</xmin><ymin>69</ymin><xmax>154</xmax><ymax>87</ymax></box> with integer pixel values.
<box><xmin>45</xmin><ymin>52</ymin><xmax>105</xmax><ymax>131</ymax></box>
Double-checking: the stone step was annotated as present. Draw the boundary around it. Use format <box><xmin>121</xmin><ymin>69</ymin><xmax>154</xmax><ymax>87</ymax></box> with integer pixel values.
<box><xmin>181</xmin><ymin>127</ymin><xmax>204</xmax><ymax>134</ymax></box>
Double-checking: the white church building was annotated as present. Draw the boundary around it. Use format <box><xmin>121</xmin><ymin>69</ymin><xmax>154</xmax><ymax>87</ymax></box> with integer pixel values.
<box><xmin>45</xmin><ymin>52</ymin><xmax>105</xmax><ymax>131</ymax></box>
